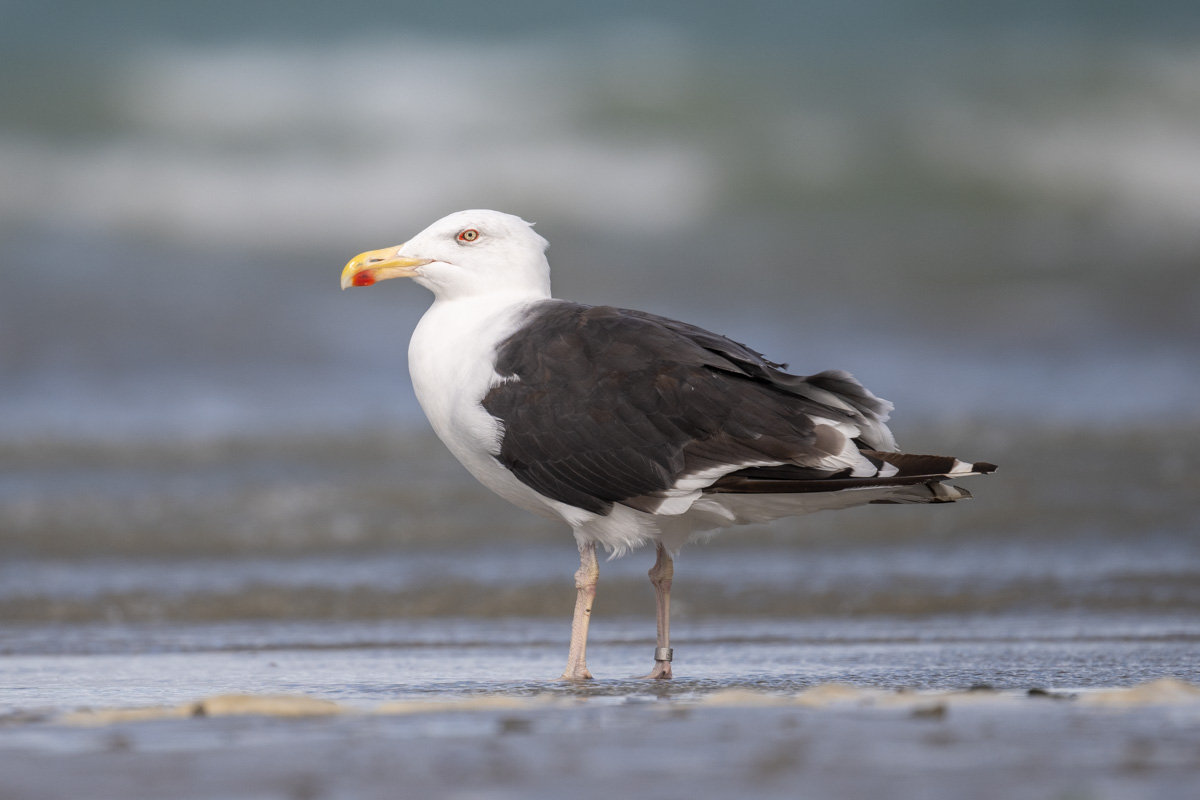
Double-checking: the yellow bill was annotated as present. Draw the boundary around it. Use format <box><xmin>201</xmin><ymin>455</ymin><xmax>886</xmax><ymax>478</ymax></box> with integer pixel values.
<box><xmin>341</xmin><ymin>245</ymin><xmax>432</xmax><ymax>289</ymax></box>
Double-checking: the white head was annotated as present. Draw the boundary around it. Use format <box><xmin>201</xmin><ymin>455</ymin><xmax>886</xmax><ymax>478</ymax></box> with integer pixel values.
<box><xmin>340</xmin><ymin>209</ymin><xmax>551</xmax><ymax>302</ymax></box>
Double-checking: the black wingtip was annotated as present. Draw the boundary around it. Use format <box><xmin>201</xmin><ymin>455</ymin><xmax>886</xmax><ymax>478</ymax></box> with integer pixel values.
<box><xmin>974</xmin><ymin>462</ymin><xmax>998</xmax><ymax>474</ymax></box>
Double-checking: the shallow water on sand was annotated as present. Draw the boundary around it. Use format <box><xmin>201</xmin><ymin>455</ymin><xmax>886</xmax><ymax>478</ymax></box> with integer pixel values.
<box><xmin>3</xmin><ymin>613</ymin><xmax>1199</xmax><ymax>716</ymax></box>
<box><xmin>3</xmin><ymin>423</ymin><xmax>1199</xmax><ymax>720</ymax></box>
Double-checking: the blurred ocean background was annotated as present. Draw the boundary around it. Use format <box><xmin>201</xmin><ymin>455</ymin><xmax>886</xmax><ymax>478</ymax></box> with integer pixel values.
<box><xmin>1</xmin><ymin>0</ymin><xmax>1199</xmax><ymax>703</ymax></box>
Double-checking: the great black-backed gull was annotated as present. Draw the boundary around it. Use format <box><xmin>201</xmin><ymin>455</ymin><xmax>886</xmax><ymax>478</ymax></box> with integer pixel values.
<box><xmin>340</xmin><ymin>209</ymin><xmax>995</xmax><ymax>681</ymax></box>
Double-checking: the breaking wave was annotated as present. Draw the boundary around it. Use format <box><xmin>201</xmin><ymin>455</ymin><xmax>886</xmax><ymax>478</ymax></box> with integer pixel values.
<box><xmin>4</xmin><ymin>33</ymin><xmax>1200</xmax><ymax>246</ymax></box>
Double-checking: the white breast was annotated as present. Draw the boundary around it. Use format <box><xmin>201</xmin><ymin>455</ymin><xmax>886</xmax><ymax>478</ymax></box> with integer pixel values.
<box><xmin>407</xmin><ymin>293</ymin><xmax>677</xmax><ymax>554</ymax></box>
<box><xmin>407</xmin><ymin>294</ymin><xmax>575</xmax><ymax>522</ymax></box>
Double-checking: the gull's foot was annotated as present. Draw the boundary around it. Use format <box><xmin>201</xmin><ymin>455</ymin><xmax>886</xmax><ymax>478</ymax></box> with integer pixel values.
<box><xmin>641</xmin><ymin>646</ymin><xmax>673</xmax><ymax>679</ymax></box>
<box><xmin>641</xmin><ymin>661</ymin><xmax>673</xmax><ymax>680</ymax></box>
<box><xmin>558</xmin><ymin>666</ymin><xmax>594</xmax><ymax>681</ymax></box>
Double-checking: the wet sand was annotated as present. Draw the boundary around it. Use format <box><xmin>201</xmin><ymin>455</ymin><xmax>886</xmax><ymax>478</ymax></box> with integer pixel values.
<box><xmin>3</xmin><ymin>680</ymin><xmax>1199</xmax><ymax>800</ymax></box>
<box><xmin>2</xmin><ymin>423</ymin><xmax>1197</xmax><ymax>799</ymax></box>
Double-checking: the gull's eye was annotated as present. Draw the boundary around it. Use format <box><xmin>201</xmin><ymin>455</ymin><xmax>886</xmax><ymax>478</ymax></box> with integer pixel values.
<box><xmin>457</xmin><ymin>229</ymin><xmax>480</xmax><ymax>243</ymax></box>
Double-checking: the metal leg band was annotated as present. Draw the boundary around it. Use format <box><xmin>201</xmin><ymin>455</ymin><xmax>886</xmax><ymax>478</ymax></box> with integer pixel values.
<box><xmin>654</xmin><ymin>647</ymin><xmax>673</xmax><ymax>662</ymax></box>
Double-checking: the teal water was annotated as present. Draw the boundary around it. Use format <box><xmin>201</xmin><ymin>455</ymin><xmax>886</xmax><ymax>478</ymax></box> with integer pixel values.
<box><xmin>2</xmin><ymin>2</ymin><xmax>1198</xmax><ymax>441</ymax></box>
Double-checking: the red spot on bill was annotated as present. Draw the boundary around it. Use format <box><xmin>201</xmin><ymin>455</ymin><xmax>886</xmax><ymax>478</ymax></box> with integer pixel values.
<box><xmin>351</xmin><ymin>271</ymin><xmax>377</xmax><ymax>287</ymax></box>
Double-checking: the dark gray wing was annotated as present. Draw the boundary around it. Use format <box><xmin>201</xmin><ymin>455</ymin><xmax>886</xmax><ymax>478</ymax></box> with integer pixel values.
<box><xmin>481</xmin><ymin>301</ymin><xmax>896</xmax><ymax>516</ymax></box>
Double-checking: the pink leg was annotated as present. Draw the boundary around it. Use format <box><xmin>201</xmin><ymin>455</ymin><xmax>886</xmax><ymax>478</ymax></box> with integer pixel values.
<box><xmin>643</xmin><ymin>543</ymin><xmax>674</xmax><ymax>680</ymax></box>
<box><xmin>560</xmin><ymin>542</ymin><xmax>599</xmax><ymax>681</ymax></box>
